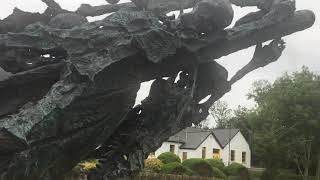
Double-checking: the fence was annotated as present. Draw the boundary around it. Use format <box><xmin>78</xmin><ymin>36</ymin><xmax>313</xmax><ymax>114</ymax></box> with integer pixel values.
<box><xmin>134</xmin><ymin>173</ymin><xmax>222</xmax><ymax>180</ymax></box>
<box><xmin>64</xmin><ymin>173</ymin><xmax>222</xmax><ymax>180</ymax></box>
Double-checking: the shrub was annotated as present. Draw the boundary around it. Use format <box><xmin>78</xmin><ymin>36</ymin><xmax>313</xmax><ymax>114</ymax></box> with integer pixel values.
<box><xmin>260</xmin><ymin>168</ymin><xmax>278</xmax><ymax>180</ymax></box>
<box><xmin>226</xmin><ymin>163</ymin><xmax>249</xmax><ymax>180</ymax></box>
<box><xmin>248</xmin><ymin>169</ymin><xmax>263</xmax><ymax>180</ymax></box>
<box><xmin>226</xmin><ymin>163</ymin><xmax>249</xmax><ymax>176</ymax></box>
<box><xmin>275</xmin><ymin>173</ymin><xmax>301</xmax><ymax>180</ymax></box>
<box><xmin>275</xmin><ymin>173</ymin><xmax>316</xmax><ymax>180</ymax></box>
<box><xmin>78</xmin><ymin>159</ymin><xmax>97</xmax><ymax>172</ymax></box>
<box><xmin>158</xmin><ymin>152</ymin><xmax>181</xmax><ymax>164</ymax></box>
<box><xmin>212</xmin><ymin>166</ymin><xmax>227</xmax><ymax>179</ymax></box>
<box><xmin>228</xmin><ymin>176</ymin><xmax>242</xmax><ymax>180</ymax></box>
<box><xmin>65</xmin><ymin>165</ymin><xmax>86</xmax><ymax>180</ymax></box>
<box><xmin>65</xmin><ymin>159</ymin><xmax>96</xmax><ymax>179</ymax></box>
<box><xmin>144</xmin><ymin>158</ymin><xmax>163</xmax><ymax>173</ymax></box>
<box><xmin>182</xmin><ymin>158</ymin><xmax>216</xmax><ymax>177</ymax></box>
<box><xmin>206</xmin><ymin>158</ymin><xmax>226</xmax><ymax>172</ymax></box>
<box><xmin>160</xmin><ymin>162</ymin><xmax>196</xmax><ymax>176</ymax></box>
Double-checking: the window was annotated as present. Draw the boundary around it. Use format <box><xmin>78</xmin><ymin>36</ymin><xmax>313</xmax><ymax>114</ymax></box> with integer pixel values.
<box><xmin>202</xmin><ymin>147</ymin><xmax>206</xmax><ymax>159</ymax></box>
<box><xmin>170</xmin><ymin>144</ymin><xmax>175</xmax><ymax>153</ymax></box>
<box><xmin>183</xmin><ymin>152</ymin><xmax>188</xmax><ymax>161</ymax></box>
<box><xmin>231</xmin><ymin>150</ymin><xmax>235</xmax><ymax>161</ymax></box>
<box><xmin>213</xmin><ymin>148</ymin><xmax>220</xmax><ymax>158</ymax></box>
<box><xmin>242</xmin><ymin>152</ymin><xmax>246</xmax><ymax>163</ymax></box>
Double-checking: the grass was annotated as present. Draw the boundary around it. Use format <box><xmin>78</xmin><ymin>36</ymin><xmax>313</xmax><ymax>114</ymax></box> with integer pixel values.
<box><xmin>248</xmin><ymin>169</ymin><xmax>263</xmax><ymax>180</ymax></box>
<box><xmin>247</xmin><ymin>168</ymin><xmax>316</xmax><ymax>180</ymax></box>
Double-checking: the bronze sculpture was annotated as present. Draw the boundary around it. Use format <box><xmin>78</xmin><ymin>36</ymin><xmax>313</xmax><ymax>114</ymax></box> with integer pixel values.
<box><xmin>0</xmin><ymin>0</ymin><xmax>315</xmax><ymax>179</ymax></box>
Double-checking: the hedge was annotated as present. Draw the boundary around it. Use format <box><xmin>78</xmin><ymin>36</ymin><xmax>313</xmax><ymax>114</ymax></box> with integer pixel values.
<box><xmin>158</xmin><ymin>152</ymin><xmax>181</xmax><ymax>164</ymax></box>
<box><xmin>182</xmin><ymin>158</ymin><xmax>226</xmax><ymax>178</ymax></box>
<box><xmin>206</xmin><ymin>159</ymin><xmax>226</xmax><ymax>172</ymax></box>
<box><xmin>212</xmin><ymin>166</ymin><xmax>227</xmax><ymax>179</ymax></box>
<box><xmin>160</xmin><ymin>162</ymin><xmax>196</xmax><ymax>176</ymax></box>
<box><xmin>225</xmin><ymin>163</ymin><xmax>248</xmax><ymax>175</ymax></box>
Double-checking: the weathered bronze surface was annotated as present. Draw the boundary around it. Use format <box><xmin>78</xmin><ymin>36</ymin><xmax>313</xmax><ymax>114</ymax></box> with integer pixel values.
<box><xmin>0</xmin><ymin>0</ymin><xmax>315</xmax><ymax>179</ymax></box>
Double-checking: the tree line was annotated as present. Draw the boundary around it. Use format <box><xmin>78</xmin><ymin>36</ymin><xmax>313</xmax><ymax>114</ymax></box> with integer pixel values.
<box><xmin>200</xmin><ymin>66</ymin><xmax>320</xmax><ymax>180</ymax></box>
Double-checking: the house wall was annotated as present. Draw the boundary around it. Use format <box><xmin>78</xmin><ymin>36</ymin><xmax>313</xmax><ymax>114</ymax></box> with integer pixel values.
<box><xmin>154</xmin><ymin>131</ymin><xmax>251</xmax><ymax>168</ymax></box>
<box><xmin>155</xmin><ymin>135</ymin><xmax>222</xmax><ymax>161</ymax></box>
<box><xmin>155</xmin><ymin>142</ymin><xmax>181</xmax><ymax>157</ymax></box>
<box><xmin>220</xmin><ymin>132</ymin><xmax>251</xmax><ymax>168</ymax></box>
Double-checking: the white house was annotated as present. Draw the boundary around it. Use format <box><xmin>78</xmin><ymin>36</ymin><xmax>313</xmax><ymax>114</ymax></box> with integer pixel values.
<box><xmin>152</xmin><ymin>127</ymin><xmax>251</xmax><ymax>168</ymax></box>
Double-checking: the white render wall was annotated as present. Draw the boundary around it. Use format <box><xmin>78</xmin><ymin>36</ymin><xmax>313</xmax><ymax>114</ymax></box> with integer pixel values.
<box><xmin>155</xmin><ymin>134</ymin><xmax>222</xmax><ymax>160</ymax></box>
<box><xmin>154</xmin><ymin>132</ymin><xmax>251</xmax><ymax>168</ymax></box>
<box><xmin>155</xmin><ymin>141</ymin><xmax>182</xmax><ymax>157</ymax></box>
<box><xmin>220</xmin><ymin>132</ymin><xmax>251</xmax><ymax>168</ymax></box>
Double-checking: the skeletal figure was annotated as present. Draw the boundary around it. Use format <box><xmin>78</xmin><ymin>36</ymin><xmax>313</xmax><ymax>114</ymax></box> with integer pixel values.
<box><xmin>131</xmin><ymin>0</ymin><xmax>150</xmax><ymax>10</ymax></box>
<box><xmin>179</xmin><ymin>0</ymin><xmax>234</xmax><ymax>33</ymax></box>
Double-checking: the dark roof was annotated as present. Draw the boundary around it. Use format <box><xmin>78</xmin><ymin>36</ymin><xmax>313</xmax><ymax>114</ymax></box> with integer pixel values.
<box><xmin>167</xmin><ymin>127</ymin><xmax>239</xmax><ymax>149</ymax></box>
<box><xmin>212</xmin><ymin>129</ymin><xmax>239</xmax><ymax>148</ymax></box>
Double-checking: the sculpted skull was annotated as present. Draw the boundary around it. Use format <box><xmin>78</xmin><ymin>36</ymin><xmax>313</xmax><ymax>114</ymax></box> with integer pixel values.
<box><xmin>180</xmin><ymin>0</ymin><xmax>234</xmax><ymax>33</ymax></box>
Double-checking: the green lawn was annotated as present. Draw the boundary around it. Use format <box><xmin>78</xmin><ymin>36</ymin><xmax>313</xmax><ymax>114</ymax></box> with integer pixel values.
<box><xmin>245</xmin><ymin>169</ymin><xmax>316</xmax><ymax>180</ymax></box>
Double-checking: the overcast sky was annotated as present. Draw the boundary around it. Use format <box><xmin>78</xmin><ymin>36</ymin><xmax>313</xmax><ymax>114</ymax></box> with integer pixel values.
<box><xmin>0</xmin><ymin>0</ymin><xmax>319</xmax><ymax>110</ymax></box>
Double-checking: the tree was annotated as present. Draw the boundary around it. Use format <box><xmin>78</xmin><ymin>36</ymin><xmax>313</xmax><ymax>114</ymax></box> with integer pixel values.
<box><xmin>229</xmin><ymin>107</ymin><xmax>260</xmax><ymax>163</ymax></box>
<box><xmin>197</xmin><ymin>100</ymin><xmax>232</xmax><ymax>129</ymax></box>
<box><xmin>210</xmin><ymin>100</ymin><xmax>232</xmax><ymax>128</ymax></box>
<box><xmin>232</xmin><ymin>67</ymin><xmax>320</xmax><ymax>179</ymax></box>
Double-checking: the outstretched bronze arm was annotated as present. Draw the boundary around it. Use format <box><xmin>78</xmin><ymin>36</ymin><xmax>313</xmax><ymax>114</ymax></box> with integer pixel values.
<box><xmin>230</xmin><ymin>39</ymin><xmax>286</xmax><ymax>84</ymax></box>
